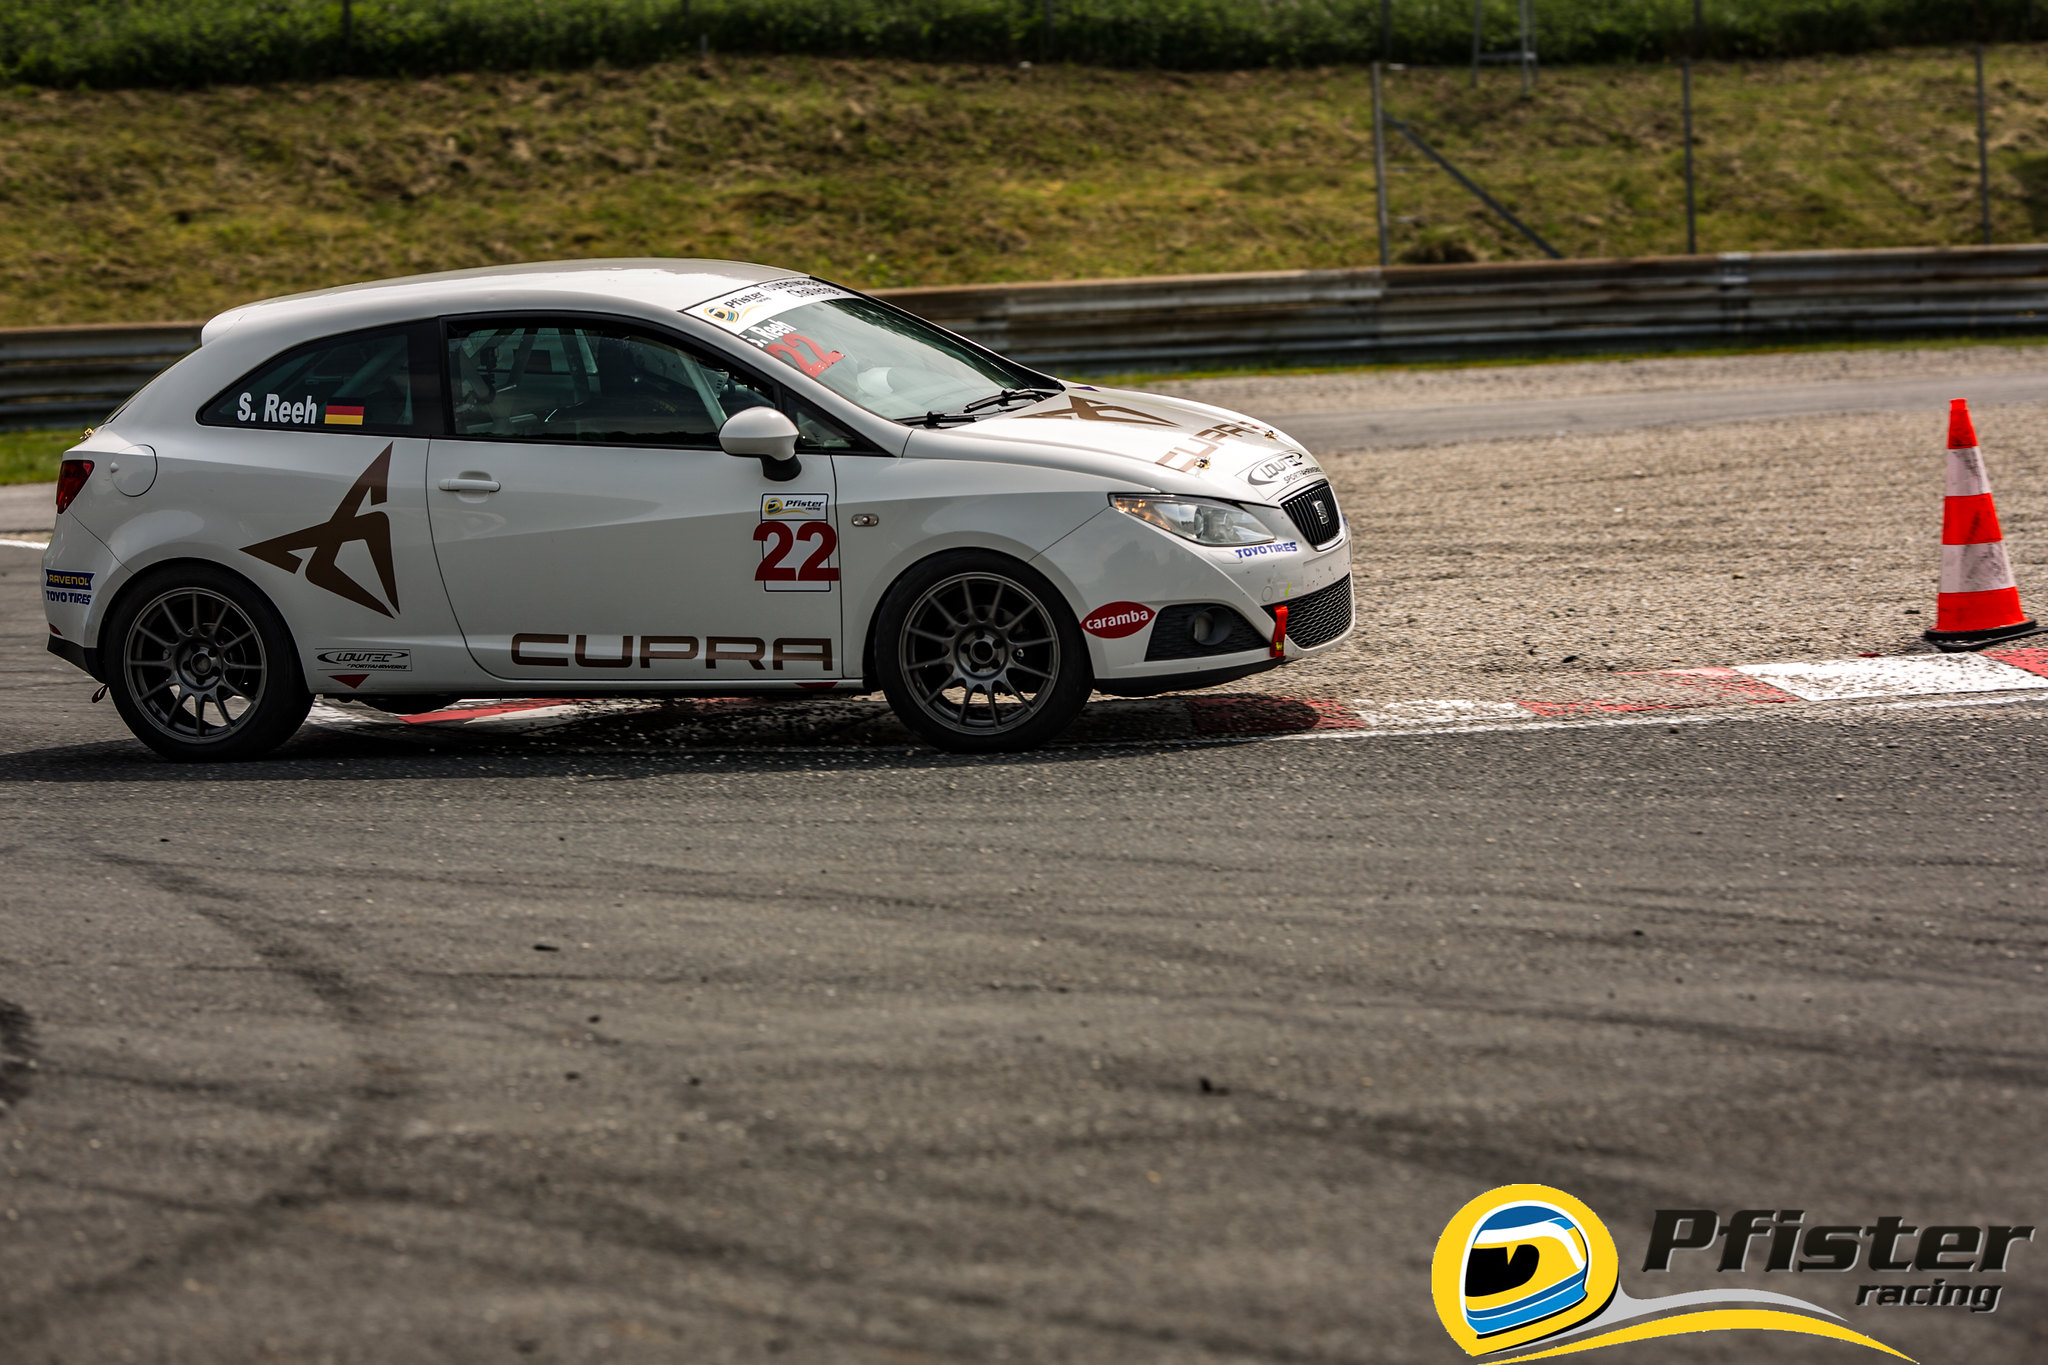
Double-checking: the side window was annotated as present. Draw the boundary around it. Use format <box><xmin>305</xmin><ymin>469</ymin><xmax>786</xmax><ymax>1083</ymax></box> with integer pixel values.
<box><xmin>792</xmin><ymin>403</ymin><xmax>864</xmax><ymax>454</ymax></box>
<box><xmin>447</xmin><ymin>320</ymin><xmax>776</xmax><ymax>445</ymax></box>
<box><xmin>201</xmin><ymin>326</ymin><xmax>428</xmax><ymax>434</ymax></box>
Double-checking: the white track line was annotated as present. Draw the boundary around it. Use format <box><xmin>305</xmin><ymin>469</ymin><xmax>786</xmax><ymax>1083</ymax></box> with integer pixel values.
<box><xmin>1733</xmin><ymin>654</ymin><xmax>2048</xmax><ymax>701</ymax></box>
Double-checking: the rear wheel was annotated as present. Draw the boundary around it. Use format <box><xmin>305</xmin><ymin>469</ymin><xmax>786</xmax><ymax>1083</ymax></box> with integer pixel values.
<box><xmin>105</xmin><ymin>565</ymin><xmax>311</xmax><ymax>762</ymax></box>
<box><xmin>875</xmin><ymin>552</ymin><xmax>1091</xmax><ymax>753</ymax></box>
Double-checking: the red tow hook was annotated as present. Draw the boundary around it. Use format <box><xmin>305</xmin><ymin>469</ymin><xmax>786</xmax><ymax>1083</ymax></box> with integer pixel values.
<box><xmin>1270</xmin><ymin>603</ymin><xmax>1289</xmax><ymax>657</ymax></box>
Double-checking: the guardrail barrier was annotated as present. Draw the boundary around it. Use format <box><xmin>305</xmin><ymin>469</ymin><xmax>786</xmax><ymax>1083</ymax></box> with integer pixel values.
<box><xmin>6</xmin><ymin>245</ymin><xmax>2048</xmax><ymax>431</ymax></box>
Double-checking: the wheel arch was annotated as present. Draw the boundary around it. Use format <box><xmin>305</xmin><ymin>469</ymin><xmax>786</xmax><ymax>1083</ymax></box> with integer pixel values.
<box><xmin>96</xmin><ymin>556</ymin><xmax>303</xmax><ymax>664</ymax></box>
<box><xmin>858</xmin><ymin>545</ymin><xmax>1083</xmax><ymax>692</ymax></box>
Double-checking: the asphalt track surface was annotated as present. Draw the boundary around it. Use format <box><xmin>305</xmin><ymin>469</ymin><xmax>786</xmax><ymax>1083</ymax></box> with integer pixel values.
<box><xmin>5</xmin><ymin>362</ymin><xmax>2048</xmax><ymax>1364</ymax></box>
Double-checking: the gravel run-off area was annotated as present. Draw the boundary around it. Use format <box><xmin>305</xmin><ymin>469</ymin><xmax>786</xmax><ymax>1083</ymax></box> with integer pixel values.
<box><xmin>1156</xmin><ymin>348</ymin><xmax>2048</xmax><ymax>705</ymax></box>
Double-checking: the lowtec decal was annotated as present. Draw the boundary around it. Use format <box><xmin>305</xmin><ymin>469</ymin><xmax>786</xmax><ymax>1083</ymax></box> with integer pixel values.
<box><xmin>314</xmin><ymin>648</ymin><xmax>411</xmax><ymax>671</ymax></box>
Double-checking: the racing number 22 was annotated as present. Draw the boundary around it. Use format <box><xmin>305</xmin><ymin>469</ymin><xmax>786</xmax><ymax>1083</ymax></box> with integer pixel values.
<box><xmin>755</xmin><ymin>520</ymin><xmax>840</xmax><ymax>592</ymax></box>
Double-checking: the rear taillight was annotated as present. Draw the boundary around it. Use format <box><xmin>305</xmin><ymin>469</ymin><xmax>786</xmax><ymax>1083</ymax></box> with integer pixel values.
<box><xmin>55</xmin><ymin>459</ymin><xmax>93</xmax><ymax>514</ymax></box>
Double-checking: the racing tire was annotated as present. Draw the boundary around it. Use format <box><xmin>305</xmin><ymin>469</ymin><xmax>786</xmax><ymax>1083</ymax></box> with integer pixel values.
<box><xmin>875</xmin><ymin>551</ymin><xmax>1092</xmax><ymax>754</ymax></box>
<box><xmin>104</xmin><ymin>564</ymin><xmax>312</xmax><ymax>763</ymax></box>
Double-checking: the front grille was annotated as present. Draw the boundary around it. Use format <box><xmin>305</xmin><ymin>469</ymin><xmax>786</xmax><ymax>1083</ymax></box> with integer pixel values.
<box><xmin>1144</xmin><ymin>603</ymin><xmax>1269</xmax><ymax>661</ymax></box>
<box><xmin>1280</xmin><ymin>481</ymin><xmax>1343</xmax><ymax>548</ymax></box>
<box><xmin>1264</xmin><ymin>576</ymin><xmax>1354</xmax><ymax>650</ymax></box>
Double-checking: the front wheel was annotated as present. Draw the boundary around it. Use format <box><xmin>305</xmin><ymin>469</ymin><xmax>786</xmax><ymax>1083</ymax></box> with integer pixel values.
<box><xmin>875</xmin><ymin>552</ymin><xmax>1092</xmax><ymax>753</ymax></box>
<box><xmin>105</xmin><ymin>564</ymin><xmax>312</xmax><ymax>762</ymax></box>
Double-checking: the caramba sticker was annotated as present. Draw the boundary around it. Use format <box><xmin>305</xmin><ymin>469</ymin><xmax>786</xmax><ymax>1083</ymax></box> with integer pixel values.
<box><xmin>314</xmin><ymin>648</ymin><xmax>410</xmax><ymax>672</ymax></box>
<box><xmin>44</xmin><ymin>569</ymin><xmax>93</xmax><ymax>606</ymax></box>
<box><xmin>689</xmin><ymin>278</ymin><xmax>855</xmax><ymax>334</ymax></box>
<box><xmin>756</xmin><ymin>493</ymin><xmax>838</xmax><ymax>592</ymax></box>
<box><xmin>1241</xmin><ymin>449</ymin><xmax>1321</xmax><ymax>489</ymax></box>
<box><xmin>1082</xmin><ymin>602</ymin><xmax>1154</xmax><ymax>638</ymax></box>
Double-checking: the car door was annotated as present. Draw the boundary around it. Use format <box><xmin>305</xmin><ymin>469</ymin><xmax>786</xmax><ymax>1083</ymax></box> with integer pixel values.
<box><xmin>424</xmin><ymin>316</ymin><xmax>844</xmax><ymax>683</ymax></box>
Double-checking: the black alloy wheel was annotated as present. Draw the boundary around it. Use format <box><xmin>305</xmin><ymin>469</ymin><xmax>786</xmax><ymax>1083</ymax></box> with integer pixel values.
<box><xmin>106</xmin><ymin>564</ymin><xmax>311</xmax><ymax>762</ymax></box>
<box><xmin>875</xmin><ymin>551</ymin><xmax>1091</xmax><ymax>753</ymax></box>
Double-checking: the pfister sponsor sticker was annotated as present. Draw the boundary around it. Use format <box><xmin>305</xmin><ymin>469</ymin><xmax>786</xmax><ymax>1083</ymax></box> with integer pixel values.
<box><xmin>45</xmin><ymin>569</ymin><xmax>93</xmax><ymax>605</ymax></box>
<box><xmin>1082</xmin><ymin>602</ymin><xmax>1155</xmax><ymax>639</ymax></box>
<box><xmin>1240</xmin><ymin>449</ymin><xmax>1321</xmax><ymax>491</ymax></box>
<box><xmin>314</xmin><ymin>648</ymin><xmax>411</xmax><ymax>672</ymax></box>
<box><xmin>760</xmin><ymin>493</ymin><xmax>830</xmax><ymax>520</ymax></box>
<box><xmin>689</xmin><ymin>278</ymin><xmax>855</xmax><ymax>334</ymax></box>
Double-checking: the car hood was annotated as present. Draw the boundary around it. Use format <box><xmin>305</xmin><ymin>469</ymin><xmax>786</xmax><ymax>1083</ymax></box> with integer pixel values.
<box><xmin>910</xmin><ymin>384</ymin><xmax>1329</xmax><ymax>503</ymax></box>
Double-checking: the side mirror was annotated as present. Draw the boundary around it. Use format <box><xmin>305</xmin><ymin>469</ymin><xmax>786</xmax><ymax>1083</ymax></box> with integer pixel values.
<box><xmin>719</xmin><ymin>407</ymin><xmax>802</xmax><ymax>482</ymax></box>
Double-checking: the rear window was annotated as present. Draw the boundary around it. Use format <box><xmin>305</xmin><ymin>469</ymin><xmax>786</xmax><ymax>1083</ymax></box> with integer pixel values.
<box><xmin>200</xmin><ymin>324</ymin><xmax>436</xmax><ymax>435</ymax></box>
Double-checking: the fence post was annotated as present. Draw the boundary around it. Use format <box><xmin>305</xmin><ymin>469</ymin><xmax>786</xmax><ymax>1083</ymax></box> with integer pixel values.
<box><xmin>1373</xmin><ymin>63</ymin><xmax>1392</xmax><ymax>268</ymax></box>
<box><xmin>1978</xmin><ymin>43</ymin><xmax>1994</xmax><ymax>245</ymax></box>
<box><xmin>1471</xmin><ymin>0</ymin><xmax>1482</xmax><ymax>87</ymax></box>
<box><xmin>1380</xmin><ymin>0</ymin><xmax>1391</xmax><ymax>61</ymax></box>
<box><xmin>1683</xmin><ymin>0</ymin><xmax>1701</xmax><ymax>254</ymax></box>
<box><xmin>1042</xmin><ymin>0</ymin><xmax>1055</xmax><ymax>63</ymax></box>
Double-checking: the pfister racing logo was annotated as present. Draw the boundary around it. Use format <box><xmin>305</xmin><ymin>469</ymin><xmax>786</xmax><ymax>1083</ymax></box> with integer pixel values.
<box><xmin>1432</xmin><ymin>1184</ymin><xmax>2040</xmax><ymax>1362</ymax></box>
<box><xmin>1081</xmin><ymin>602</ymin><xmax>1155</xmax><ymax>639</ymax></box>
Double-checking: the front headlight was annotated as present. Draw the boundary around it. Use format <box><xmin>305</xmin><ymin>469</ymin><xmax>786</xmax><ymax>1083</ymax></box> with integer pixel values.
<box><xmin>1110</xmin><ymin>494</ymin><xmax>1275</xmax><ymax>547</ymax></box>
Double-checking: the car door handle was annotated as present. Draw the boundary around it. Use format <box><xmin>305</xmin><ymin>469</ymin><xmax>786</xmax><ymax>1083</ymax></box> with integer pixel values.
<box><xmin>438</xmin><ymin>475</ymin><xmax>501</xmax><ymax>493</ymax></box>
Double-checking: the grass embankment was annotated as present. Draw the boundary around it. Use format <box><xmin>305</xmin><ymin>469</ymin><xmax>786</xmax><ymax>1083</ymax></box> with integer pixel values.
<box><xmin>0</xmin><ymin>428</ymin><xmax>70</xmax><ymax>485</ymax></box>
<box><xmin>8</xmin><ymin>47</ymin><xmax>2048</xmax><ymax>326</ymax></box>
<box><xmin>3</xmin><ymin>0</ymin><xmax>2037</xmax><ymax>87</ymax></box>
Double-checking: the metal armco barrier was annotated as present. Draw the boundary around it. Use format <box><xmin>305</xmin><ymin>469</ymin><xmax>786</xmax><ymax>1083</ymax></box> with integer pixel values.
<box><xmin>0</xmin><ymin>321</ymin><xmax>204</xmax><ymax>431</ymax></box>
<box><xmin>883</xmin><ymin>246</ymin><xmax>2048</xmax><ymax>373</ymax></box>
<box><xmin>7</xmin><ymin>246</ymin><xmax>2048</xmax><ymax>430</ymax></box>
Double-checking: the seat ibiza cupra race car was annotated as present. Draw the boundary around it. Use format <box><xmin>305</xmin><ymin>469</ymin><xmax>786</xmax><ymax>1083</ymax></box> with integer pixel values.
<box><xmin>42</xmin><ymin>260</ymin><xmax>1354</xmax><ymax>758</ymax></box>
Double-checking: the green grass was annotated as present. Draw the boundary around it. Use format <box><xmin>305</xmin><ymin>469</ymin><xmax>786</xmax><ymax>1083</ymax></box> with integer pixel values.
<box><xmin>0</xmin><ymin>428</ymin><xmax>75</xmax><ymax>485</ymax></box>
<box><xmin>6</xmin><ymin>46</ymin><xmax>2048</xmax><ymax>325</ymax></box>
<box><xmin>1</xmin><ymin>1</ymin><xmax>2039</xmax><ymax>88</ymax></box>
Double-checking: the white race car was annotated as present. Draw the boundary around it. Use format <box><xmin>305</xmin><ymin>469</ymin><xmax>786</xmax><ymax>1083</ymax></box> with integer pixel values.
<box><xmin>43</xmin><ymin>260</ymin><xmax>1353</xmax><ymax>758</ymax></box>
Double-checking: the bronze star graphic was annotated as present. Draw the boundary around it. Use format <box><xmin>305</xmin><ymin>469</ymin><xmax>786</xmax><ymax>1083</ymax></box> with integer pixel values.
<box><xmin>1017</xmin><ymin>394</ymin><xmax>1178</xmax><ymax>426</ymax></box>
<box><xmin>241</xmin><ymin>444</ymin><xmax>400</xmax><ymax>617</ymax></box>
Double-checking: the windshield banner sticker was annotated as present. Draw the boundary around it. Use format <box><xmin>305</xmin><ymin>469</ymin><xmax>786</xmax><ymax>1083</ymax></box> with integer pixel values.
<box><xmin>689</xmin><ymin>278</ymin><xmax>856</xmax><ymax>334</ymax></box>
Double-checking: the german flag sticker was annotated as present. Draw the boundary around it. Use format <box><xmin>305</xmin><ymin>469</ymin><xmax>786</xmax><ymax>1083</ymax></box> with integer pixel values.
<box><xmin>323</xmin><ymin>404</ymin><xmax>365</xmax><ymax>427</ymax></box>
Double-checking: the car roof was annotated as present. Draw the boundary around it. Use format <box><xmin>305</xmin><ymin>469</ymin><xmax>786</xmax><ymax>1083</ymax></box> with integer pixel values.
<box><xmin>199</xmin><ymin>258</ymin><xmax>800</xmax><ymax>346</ymax></box>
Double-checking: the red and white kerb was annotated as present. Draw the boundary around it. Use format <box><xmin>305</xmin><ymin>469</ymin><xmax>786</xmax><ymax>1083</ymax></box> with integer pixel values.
<box><xmin>1928</xmin><ymin>399</ymin><xmax>2037</xmax><ymax>648</ymax></box>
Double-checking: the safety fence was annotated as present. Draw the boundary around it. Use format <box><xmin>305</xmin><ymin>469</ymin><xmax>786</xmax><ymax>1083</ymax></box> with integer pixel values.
<box><xmin>7</xmin><ymin>244</ymin><xmax>2048</xmax><ymax>430</ymax></box>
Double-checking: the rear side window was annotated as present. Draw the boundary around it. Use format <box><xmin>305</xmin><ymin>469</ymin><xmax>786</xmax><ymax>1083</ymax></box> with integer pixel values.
<box><xmin>447</xmin><ymin>320</ymin><xmax>778</xmax><ymax>445</ymax></box>
<box><xmin>200</xmin><ymin>324</ymin><xmax>436</xmax><ymax>435</ymax></box>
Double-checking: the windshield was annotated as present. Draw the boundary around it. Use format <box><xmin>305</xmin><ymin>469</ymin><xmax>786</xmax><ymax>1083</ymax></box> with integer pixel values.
<box><xmin>686</xmin><ymin>279</ymin><xmax>1053</xmax><ymax>422</ymax></box>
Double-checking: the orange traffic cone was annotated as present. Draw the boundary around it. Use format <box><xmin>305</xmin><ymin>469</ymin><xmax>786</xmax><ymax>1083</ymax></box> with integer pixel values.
<box><xmin>1925</xmin><ymin>398</ymin><xmax>2038</xmax><ymax>651</ymax></box>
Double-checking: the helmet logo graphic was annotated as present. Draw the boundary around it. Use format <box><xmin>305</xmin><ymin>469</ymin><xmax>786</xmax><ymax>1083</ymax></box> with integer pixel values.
<box><xmin>1432</xmin><ymin>1184</ymin><xmax>1619</xmax><ymax>1357</ymax></box>
<box><xmin>1462</xmin><ymin>1202</ymin><xmax>1591</xmax><ymax>1336</ymax></box>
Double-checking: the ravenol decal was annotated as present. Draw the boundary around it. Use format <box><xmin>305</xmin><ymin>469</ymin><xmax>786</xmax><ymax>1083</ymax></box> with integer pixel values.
<box><xmin>1081</xmin><ymin>602</ymin><xmax>1154</xmax><ymax>639</ymax></box>
<box><xmin>1433</xmin><ymin>1185</ymin><xmax>1911</xmax><ymax>1363</ymax></box>
<box><xmin>241</xmin><ymin>445</ymin><xmax>400</xmax><ymax>618</ymax></box>
<box><xmin>45</xmin><ymin>569</ymin><xmax>93</xmax><ymax>606</ymax></box>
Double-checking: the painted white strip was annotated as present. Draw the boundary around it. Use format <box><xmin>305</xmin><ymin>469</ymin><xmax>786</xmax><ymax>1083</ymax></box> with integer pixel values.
<box><xmin>1946</xmin><ymin>446</ymin><xmax>1994</xmax><ymax>497</ymax></box>
<box><xmin>1733</xmin><ymin>654</ymin><xmax>2048</xmax><ymax>701</ymax></box>
<box><xmin>1349</xmin><ymin>699</ymin><xmax>1536</xmax><ymax>725</ymax></box>
<box><xmin>0</xmin><ymin>538</ymin><xmax>50</xmax><ymax>550</ymax></box>
<box><xmin>1939</xmin><ymin>541</ymin><xmax>2019</xmax><ymax>594</ymax></box>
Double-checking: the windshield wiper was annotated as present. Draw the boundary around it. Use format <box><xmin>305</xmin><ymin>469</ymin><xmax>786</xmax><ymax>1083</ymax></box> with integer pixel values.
<box><xmin>905</xmin><ymin>410</ymin><xmax>980</xmax><ymax>428</ymax></box>
<box><xmin>960</xmin><ymin>386</ymin><xmax>1059</xmax><ymax>414</ymax></box>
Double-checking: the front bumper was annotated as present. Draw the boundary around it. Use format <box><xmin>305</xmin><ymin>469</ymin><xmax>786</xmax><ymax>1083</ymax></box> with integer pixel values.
<box><xmin>1033</xmin><ymin>505</ymin><xmax>1355</xmax><ymax>686</ymax></box>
